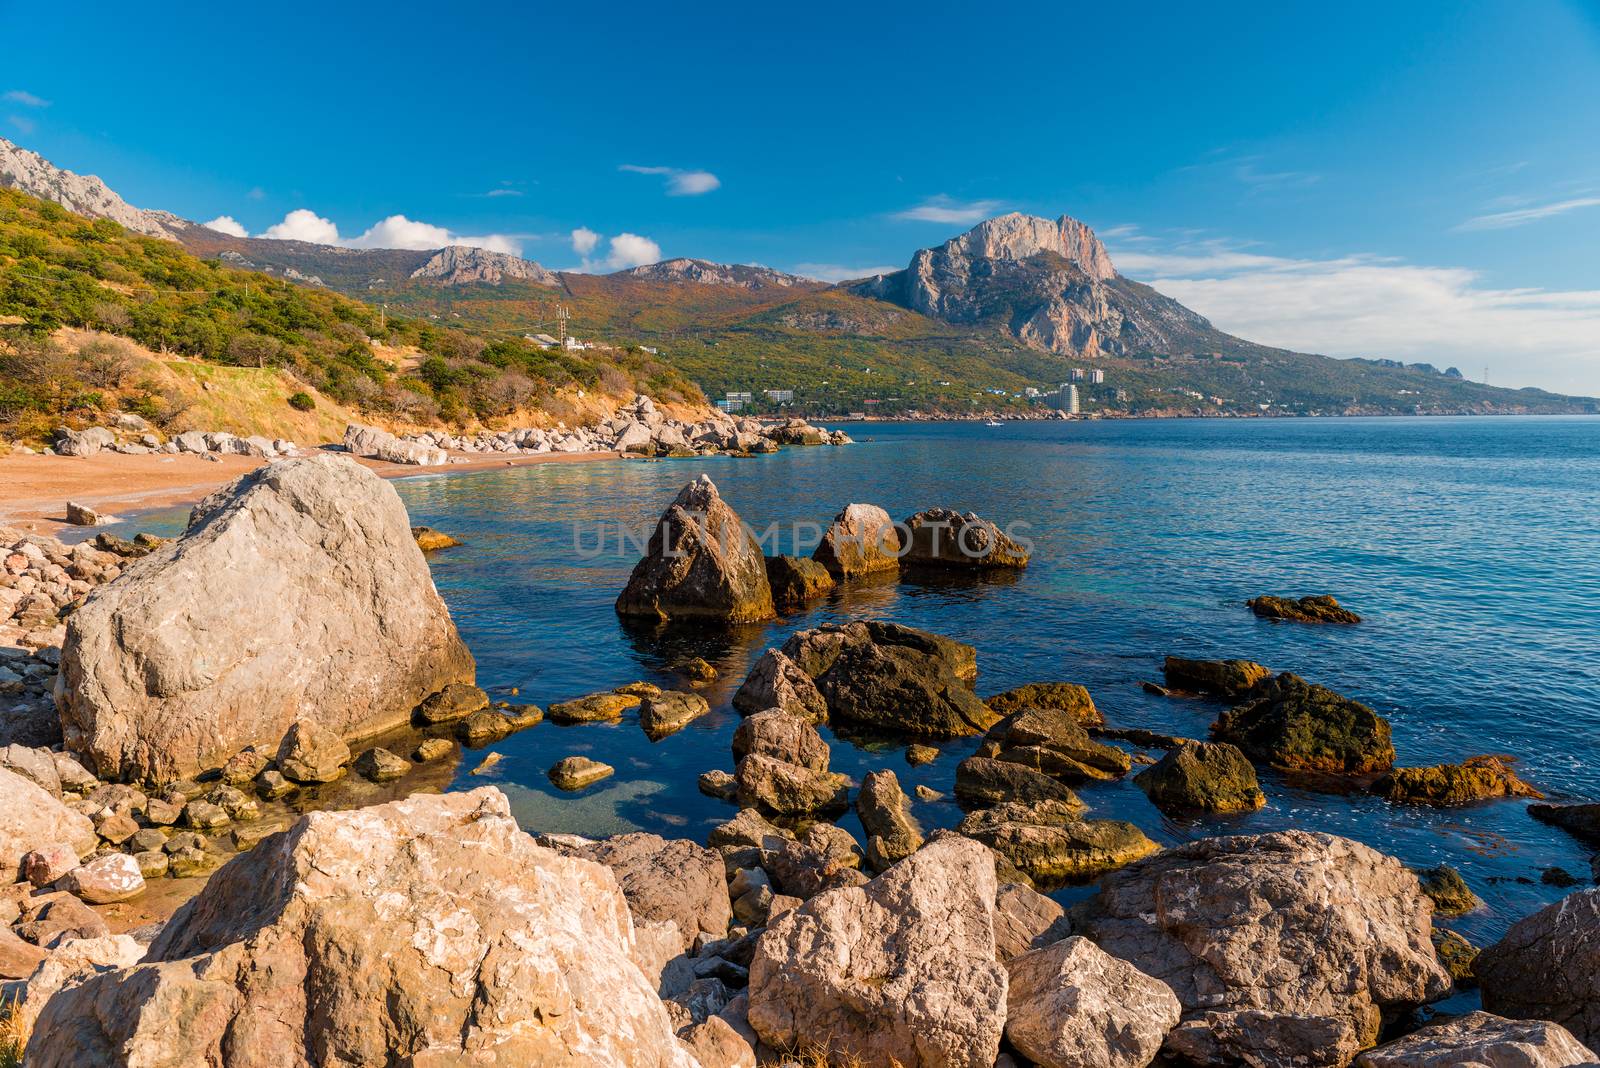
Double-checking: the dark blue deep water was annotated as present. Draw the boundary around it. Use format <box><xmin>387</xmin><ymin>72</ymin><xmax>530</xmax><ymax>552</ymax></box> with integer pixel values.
<box><xmin>145</xmin><ymin>416</ymin><xmax>1600</xmax><ymax>950</ymax></box>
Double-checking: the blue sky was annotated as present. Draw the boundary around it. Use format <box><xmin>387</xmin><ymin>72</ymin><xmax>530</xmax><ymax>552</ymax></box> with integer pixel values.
<box><xmin>5</xmin><ymin>0</ymin><xmax>1600</xmax><ymax>392</ymax></box>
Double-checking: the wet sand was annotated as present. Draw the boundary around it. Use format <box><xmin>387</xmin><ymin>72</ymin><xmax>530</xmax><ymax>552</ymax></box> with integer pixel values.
<box><xmin>0</xmin><ymin>447</ymin><xmax>622</xmax><ymax>535</ymax></box>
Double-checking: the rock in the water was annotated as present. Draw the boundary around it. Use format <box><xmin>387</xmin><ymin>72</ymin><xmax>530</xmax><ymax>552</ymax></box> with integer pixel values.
<box><xmin>64</xmin><ymin>501</ymin><xmax>115</xmax><ymax>527</ymax></box>
<box><xmin>984</xmin><ymin>681</ymin><xmax>1103</xmax><ymax>725</ymax></box>
<box><xmin>25</xmin><ymin>788</ymin><xmax>700</xmax><ymax>1068</ymax></box>
<box><xmin>956</xmin><ymin>755</ymin><xmax>1085</xmax><ymax>806</ymax></box>
<box><xmin>747</xmin><ymin>836</ymin><xmax>1008</xmax><ymax>1068</ymax></box>
<box><xmin>1005</xmin><ymin>935</ymin><xmax>1181</xmax><ymax>1068</ymax></box>
<box><xmin>61</xmin><ymin>851</ymin><xmax>145</xmax><ymax>904</ymax></box>
<box><xmin>906</xmin><ymin>743</ymin><xmax>940</xmax><ymax>766</ymax></box>
<box><xmin>412</xmin><ymin>737</ymin><xmax>454</xmax><ymax>763</ymax></box>
<box><xmin>1356</xmin><ymin>1011</ymin><xmax>1596</xmax><ymax>1067</ymax></box>
<box><xmin>958</xmin><ymin>801</ymin><xmax>1157</xmax><ymax>883</ymax></box>
<box><xmin>1072</xmin><ymin>829</ymin><xmax>1452</xmax><ymax>1057</ymax></box>
<box><xmin>732</xmin><ymin>709</ymin><xmax>829</xmax><ymax>771</ymax></box>
<box><xmin>639</xmin><ymin>690</ymin><xmax>710</xmax><ymax>739</ymax></box>
<box><xmin>1432</xmin><ymin>928</ymin><xmax>1478</xmax><ymax>986</ymax></box>
<box><xmin>856</xmin><ymin>768</ymin><xmax>923</xmax><ymax>871</ymax></box>
<box><xmin>615</xmin><ymin>475</ymin><xmax>775</xmax><ymax>623</ymax></box>
<box><xmin>410</xmin><ymin>525</ymin><xmax>459</xmax><ymax>551</ymax></box>
<box><xmin>1477</xmin><ymin>887</ymin><xmax>1600</xmax><ymax>1050</ymax></box>
<box><xmin>1</xmin><ymin>767</ymin><xmax>97</xmax><ymax>879</ymax></box>
<box><xmin>548</xmin><ymin>690</ymin><xmax>641</xmax><ymax>724</ymax></box>
<box><xmin>698</xmin><ymin>769</ymin><xmax>737</xmax><ymax>800</ymax></box>
<box><xmin>796</xmin><ymin>620</ymin><xmax>995</xmax><ymax>737</ymax></box>
<box><xmin>562</xmin><ymin>833</ymin><xmax>731</xmax><ymax>954</ymax></box>
<box><xmin>275</xmin><ymin>718</ymin><xmax>351</xmax><ymax>783</ymax></box>
<box><xmin>812</xmin><ymin>502</ymin><xmax>900</xmax><ymax>579</ymax></box>
<box><xmin>734</xmin><ymin>752</ymin><xmax>848</xmax><ymax>818</ymax></box>
<box><xmin>1416</xmin><ymin>865</ymin><xmax>1482</xmax><ymax>916</ymax></box>
<box><xmin>548</xmin><ymin>756</ymin><xmax>614</xmax><ymax>790</ymax></box>
<box><xmin>1376</xmin><ymin>755</ymin><xmax>1542</xmax><ymax>805</ymax></box>
<box><xmin>353</xmin><ymin>746</ymin><xmax>410</xmax><ymax>782</ymax></box>
<box><xmin>1212</xmin><ymin>672</ymin><xmax>1395</xmax><ymax>775</ymax></box>
<box><xmin>898</xmin><ymin>507</ymin><xmax>1030</xmax><ymax>569</ymax></box>
<box><xmin>1528</xmin><ymin>802</ymin><xmax>1600</xmax><ymax>846</ymax></box>
<box><xmin>1163</xmin><ymin>656</ymin><xmax>1272</xmax><ymax>698</ymax></box>
<box><xmin>977</xmin><ymin>707</ymin><xmax>1131</xmax><ymax>782</ymax></box>
<box><xmin>1134</xmin><ymin>740</ymin><xmax>1266</xmax><ymax>814</ymax></box>
<box><xmin>731</xmin><ymin>647</ymin><xmax>828</xmax><ymax>722</ymax></box>
<box><xmin>993</xmin><ymin>881</ymin><xmax>1071</xmax><ymax>962</ymax></box>
<box><xmin>764</xmin><ymin>554</ymin><xmax>835</xmax><ymax>607</ymax></box>
<box><xmin>415</xmin><ymin>681</ymin><xmax>490</xmax><ymax>724</ymax></box>
<box><xmin>1248</xmin><ymin>594</ymin><xmax>1362</xmax><ymax>624</ymax></box>
<box><xmin>57</xmin><ymin>456</ymin><xmax>475</xmax><ymax>783</ymax></box>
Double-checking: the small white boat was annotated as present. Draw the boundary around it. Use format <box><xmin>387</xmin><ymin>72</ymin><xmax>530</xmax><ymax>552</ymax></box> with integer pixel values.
<box><xmin>985</xmin><ymin>419</ymin><xmax>1003</xmax><ymax>427</ymax></box>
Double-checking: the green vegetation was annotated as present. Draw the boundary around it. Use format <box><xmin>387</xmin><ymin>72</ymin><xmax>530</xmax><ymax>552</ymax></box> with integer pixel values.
<box><xmin>288</xmin><ymin>390</ymin><xmax>316</xmax><ymax>411</ymax></box>
<box><xmin>0</xmin><ymin>186</ymin><xmax>699</xmax><ymax>440</ymax></box>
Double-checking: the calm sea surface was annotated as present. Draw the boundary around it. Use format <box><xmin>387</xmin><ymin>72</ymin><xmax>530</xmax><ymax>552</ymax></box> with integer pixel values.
<box><xmin>141</xmin><ymin>416</ymin><xmax>1600</xmax><ymax>952</ymax></box>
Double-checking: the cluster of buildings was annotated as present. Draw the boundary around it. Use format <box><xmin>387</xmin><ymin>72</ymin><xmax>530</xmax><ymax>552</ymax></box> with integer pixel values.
<box><xmin>716</xmin><ymin>388</ymin><xmax>796</xmax><ymax>413</ymax></box>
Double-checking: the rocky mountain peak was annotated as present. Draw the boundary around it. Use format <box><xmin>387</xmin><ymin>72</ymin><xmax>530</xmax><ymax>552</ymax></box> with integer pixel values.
<box><xmin>0</xmin><ymin>136</ymin><xmax>192</xmax><ymax>241</ymax></box>
<box><xmin>940</xmin><ymin>212</ymin><xmax>1116</xmax><ymax>280</ymax></box>
<box><xmin>408</xmin><ymin>245</ymin><xmax>558</xmax><ymax>286</ymax></box>
<box><xmin>618</xmin><ymin>258</ymin><xmax>810</xmax><ymax>290</ymax></box>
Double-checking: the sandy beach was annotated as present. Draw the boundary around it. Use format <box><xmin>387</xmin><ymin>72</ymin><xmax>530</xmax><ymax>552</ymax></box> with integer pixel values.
<box><xmin>0</xmin><ymin>447</ymin><xmax>623</xmax><ymax>535</ymax></box>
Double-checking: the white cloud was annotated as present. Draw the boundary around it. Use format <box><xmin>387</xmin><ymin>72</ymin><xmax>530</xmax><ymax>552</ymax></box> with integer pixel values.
<box><xmin>201</xmin><ymin>215</ymin><xmax>249</xmax><ymax>237</ymax></box>
<box><xmin>893</xmin><ymin>195</ymin><xmax>1005</xmax><ymax>224</ymax></box>
<box><xmin>1111</xmin><ymin>237</ymin><xmax>1600</xmax><ymax>395</ymax></box>
<box><xmin>1456</xmin><ymin>196</ymin><xmax>1600</xmax><ymax>231</ymax></box>
<box><xmin>7</xmin><ymin>115</ymin><xmax>36</xmax><ymax>135</ymax></box>
<box><xmin>570</xmin><ymin>227</ymin><xmax>600</xmax><ymax>256</ymax></box>
<box><xmin>2</xmin><ymin>90</ymin><xmax>48</xmax><ymax>107</ymax></box>
<box><xmin>259</xmin><ymin>208</ymin><xmax>342</xmax><ymax>244</ymax></box>
<box><xmin>605</xmin><ymin>233</ymin><xmax>661</xmax><ymax>268</ymax></box>
<box><xmin>793</xmin><ymin>263</ymin><xmax>903</xmax><ymax>282</ymax></box>
<box><xmin>619</xmin><ymin>164</ymin><xmax>721</xmax><ymax>196</ymax></box>
<box><xmin>254</xmin><ymin>209</ymin><xmax>521</xmax><ymax>254</ymax></box>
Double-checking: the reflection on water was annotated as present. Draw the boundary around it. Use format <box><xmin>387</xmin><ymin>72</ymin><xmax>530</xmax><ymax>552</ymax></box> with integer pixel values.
<box><xmin>134</xmin><ymin>417</ymin><xmax>1600</xmax><ymax>952</ymax></box>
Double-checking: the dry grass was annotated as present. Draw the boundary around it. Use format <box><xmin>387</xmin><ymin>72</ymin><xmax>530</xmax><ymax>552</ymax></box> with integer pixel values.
<box><xmin>782</xmin><ymin>1042</ymin><xmax>905</xmax><ymax>1068</ymax></box>
<box><xmin>0</xmin><ymin>994</ymin><xmax>26</xmax><ymax>1068</ymax></box>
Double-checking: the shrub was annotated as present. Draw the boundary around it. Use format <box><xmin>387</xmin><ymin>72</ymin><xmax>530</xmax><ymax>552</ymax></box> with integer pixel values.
<box><xmin>76</xmin><ymin>336</ymin><xmax>136</xmax><ymax>387</ymax></box>
<box><xmin>288</xmin><ymin>391</ymin><xmax>316</xmax><ymax>412</ymax></box>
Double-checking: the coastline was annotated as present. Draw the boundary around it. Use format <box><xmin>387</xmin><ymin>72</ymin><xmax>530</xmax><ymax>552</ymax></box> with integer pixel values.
<box><xmin>0</xmin><ymin>447</ymin><xmax>623</xmax><ymax>536</ymax></box>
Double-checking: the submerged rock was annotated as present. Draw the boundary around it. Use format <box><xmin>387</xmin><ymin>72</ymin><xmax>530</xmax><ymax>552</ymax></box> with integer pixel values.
<box><xmin>747</xmin><ymin>836</ymin><xmax>1008</xmax><ymax>1068</ymax></box>
<box><xmin>1134</xmin><ymin>740</ymin><xmax>1266</xmax><ymax>814</ymax></box>
<box><xmin>1004</xmin><ymin>936</ymin><xmax>1181</xmax><ymax>1068</ymax></box>
<box><xmin>984</xmin><ymin>681</ymin><xmax>1103</xmax><ymax>725</ymax></box>
<box><xmin>1356</xmin><ymin>1011</ymin><xmax>1595</xmax><ymax>1068</ymax></box>
<box><xmin>547</xmin><ymin>690</ymin><xmax>641</xmax><ymax>723</ymax></box>
<box><xmin>1072</xmin><ymin>830</ymin><xmax>1451</xmax><ymax>1059</ymax></box>
<box><xmin>1212</xmin><ymin>672</ymin><xmax>1395</xmax><ymax>775</ymax></box>
<box><xmin>1416</xmin><ymin>865</ymin><xmax>1482</xmax><ymax>916</ymax></box>
<box><xmin>1163</xmin><ymin>656</ymin><xmax>1272</xmax><ymax>699</ymax></box>
<box><xmin>1431</xmin><ymin>928</ymin><xmax>1479</xmax><ymax>986</ymax></box>
<box><xmin>25</xmin><ymin>789</ymin><xmax>700</xmax><ymax>1067</ymax></box>
<box><xmin>57</xmin><ymin>455</ymin><xmax>475</xmax><ymax>783</ymax></box>
<box><xmin>764</xmin><ymin>554</ymin><xmax>835</xmax><ymax>607</ymax></box>
<box><xmin>958</xmin><ymin>801</ymin><xmax>1156</xmax><ymax>883</ymax></box>
<box><xmin>898</xmin><ymin>507</ymin><xmax>1030</xmax><ymax>569</ymax></box>
<box><xmin>812</xmin><ymin>502</ymin><xmax>900</xmax><ymax>579</ymax></box>
<box><xmin>615</xmin><ymin>475</ymin><xmax>775</xmax><ymax>623</ymax></box>
<box><xmin>1376</xmin><ymin>755</ymin><xmax>1542</xmax><ymax>805</ymax></box>
<box><xmin>1477</xmin><ymin>887</ymin><xmax>1600</xmax><ymax>1050</ymax></box>
<box><xmin>1247</xmin><ymin>594</ymin><xmax>1362</xmax><ymax>624</ymax></box>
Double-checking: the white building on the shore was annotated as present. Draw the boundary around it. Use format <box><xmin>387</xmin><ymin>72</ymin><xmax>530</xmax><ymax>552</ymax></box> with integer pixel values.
<box><xmin>1053</xmin><ymin>384</ymin><xmax>1080</xmax><ymax>414</ymax></box>
<box><xmin>1088</xmin><ymin>368</ymin><xmax>1105</xmax><ymax>384</ymax></box>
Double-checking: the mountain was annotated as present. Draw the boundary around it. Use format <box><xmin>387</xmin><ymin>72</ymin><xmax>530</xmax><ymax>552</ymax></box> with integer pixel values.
<box><xmin>858</xmin><ymin>212</ymin><xmax>1220</xmax><ymax>359</ymax></box>
<box><xmin>0</xmin><ymin>137</ymin><xmax>193</xmax><ymax>242</ymax></box>
<box><xmin>3</xmin><ymin>137</ymin><xmax>1594</xmax><ymax>418</ymax></box>
<box><xmin>618</xmin><ymin>258</ymin><xmax>811</xmax><ymax>290</ymax></box>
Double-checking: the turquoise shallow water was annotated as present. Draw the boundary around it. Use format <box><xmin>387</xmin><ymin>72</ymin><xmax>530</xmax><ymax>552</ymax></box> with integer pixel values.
<box><xmin>138</xmin><ymin>416</ymin><xmax>1600</xmax><ymax>948</ymax></box>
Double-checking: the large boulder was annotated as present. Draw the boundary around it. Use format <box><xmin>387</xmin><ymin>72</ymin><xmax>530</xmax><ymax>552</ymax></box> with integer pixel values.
<box><xmin>1211</xmin><ymin>673</ymin><xmax>1395</xmax><ymax>775</ymax></box>
<box><xmin>1134</xmin><ymin>740</ymin><xmax>1266</xmax><ymax>814</ymax></box>
<box><xmin>1375</xmin><ymin>755</ymin><xmax>1542</xmax><ymax>805</ymax></box>
<box><xmin>985</xmin><ymin>681</ymin><xmax>1102</xmax><ymax>725</ymax></box>
<box><xmin>564</xmin><ymin>832</ymin><xmax>732</xmax><ymax>955</ymax></box>
<box><xmin>1528</xmin><ymin>801</ymin><xmax>1600</xmax><ymax>845</ymax></box>
<box><xmin>898</xmin><ymin>508</ymin><xmax>1030</xmax><ymax>569</ymax></box>
<box><xmin>26</xmin><ymin>788</ymin><xmax>700</xmax><ymax>1068</ymax></box>
<box><xmin>57</xmin><ymin>456</ymin><xmax>475</xmax><ymax>783</ymax></box>
<box><xmin>975</xmin><ymin>707</ymin><xmax>1131</xmax><ymax>783</ymax></box>
<box><xmin>342</xmin><ymin>423</ymin><xmax>448</xmax><ymax>465</ymax></box>
<box><xmin>957</xmin><ymin>801</ymin><xmax>1157</xmax><ymax>883</ymax></box>
<box><xmin>616</xmin><ymin>475</ymin><xmax>776</xmax><ymax>623</ymax></box>
<box><xmin>1071</xmin><ymin>830</ymin><xmax>1452</xmax><ymax>1062</ymax></box>
<box><xmin>1355</xmin><ymin>1011</ymin><xmax>1596</xmax><ymax>1068</ymax></box>
<box><xmin>1</xmin><ymin>767</ymin><xmax>97</xmax><ymax>880</ymax></box>
<box><xmin>1477</xmin><ymin>887</ymin><xmax>1600</xmax><ymax>1050</ymax></box>
<box><xmin>747</xmin><ymin>836</ymin><xmax>1008</xmax><ymax>1067</ymax></box>
<box><xmin>1005</xmin><ymin>936</ymin><xmax>1181</xmax><ymax>1068</ymax></box>
<box><xmin>1163</xmin><ymin>656</ymin><xmax>1272</xmax><ymax>699</ymax></box>
<box><xmin>812</xmin><ymin>503</ymin><xmax>900</xmax><ymax>579</ymax></box>
<box><xmin>792</xmin><ymin>621</ymin><xmax>995</xmax><ymax>737</ymax></box>
<box><xmin>731</xmin><ymin>648</ymin><xmax>827</xmax><ymax>722</ymax></box>
<box><xmin>764</xmin><ymin>555</ymin><xmax>835</xmax><ymax>607</ymax></box>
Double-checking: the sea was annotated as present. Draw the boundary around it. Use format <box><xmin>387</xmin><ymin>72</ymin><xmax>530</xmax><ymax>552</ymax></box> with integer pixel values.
<box><xmin>136</xmin><ymin>416</ymin><xmax>1600</xmax><ymax>960</ymax></box>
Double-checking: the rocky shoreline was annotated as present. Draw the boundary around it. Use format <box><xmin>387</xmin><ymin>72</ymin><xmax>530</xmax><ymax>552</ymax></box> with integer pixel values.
<box><xmin>3</xmin><ymin>463</ymin><xmax>1599</xmax><ymax>1067</ymax></box>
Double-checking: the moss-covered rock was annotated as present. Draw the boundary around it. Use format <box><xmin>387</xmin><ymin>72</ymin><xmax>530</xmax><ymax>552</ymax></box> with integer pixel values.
<box><xmin>984</xmin><ymin>682</ymin><xmax>1103</xmax><ymax>726</ymax></box>
<box><xmin>1431</xmin><ymin>928</ymin><xmax>1478</xmax><ymax>986</ymax></box>
<box><xmin>1135</xmin><ymin>741</ymin><xmax>1266</xmax><ymax>814</ymax></box>
<box><xmin>764</xmin><ymin>554</ymin><xmax>836</xmax><ymax>608</ymax></box>
<box><xmin>1376</xmin><ymin>755</ymin><xmax>1542</xmax><ymax>806</ymax></box>
<box><xmin>1211</xmin><ymin>673</ymin><xmax>1394</xmax><ymax>775</ymax></box>
<box><xmin>1246</xmin><ymin>594</ymin><xmax>1361</xmax><ymax>624</ymax></box>
<box><xmin>957</xmin><ymin>801</ymin><xmax>1158</xmax><ymax>883</ymax></box>
<box><xmin>975</xmin><ymin>707</ymin><xmax>1130</xmax><ymax>783</ymax></box>
<box><xmin>1417</xmin><ymin>865</ymin><xmax>1482</xmax><ymax>916</ymax></box>
<box><xmin>1163</xmin><ymin>656</ymin><xmax>1272</xmax><ymax>699</ymax></box>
